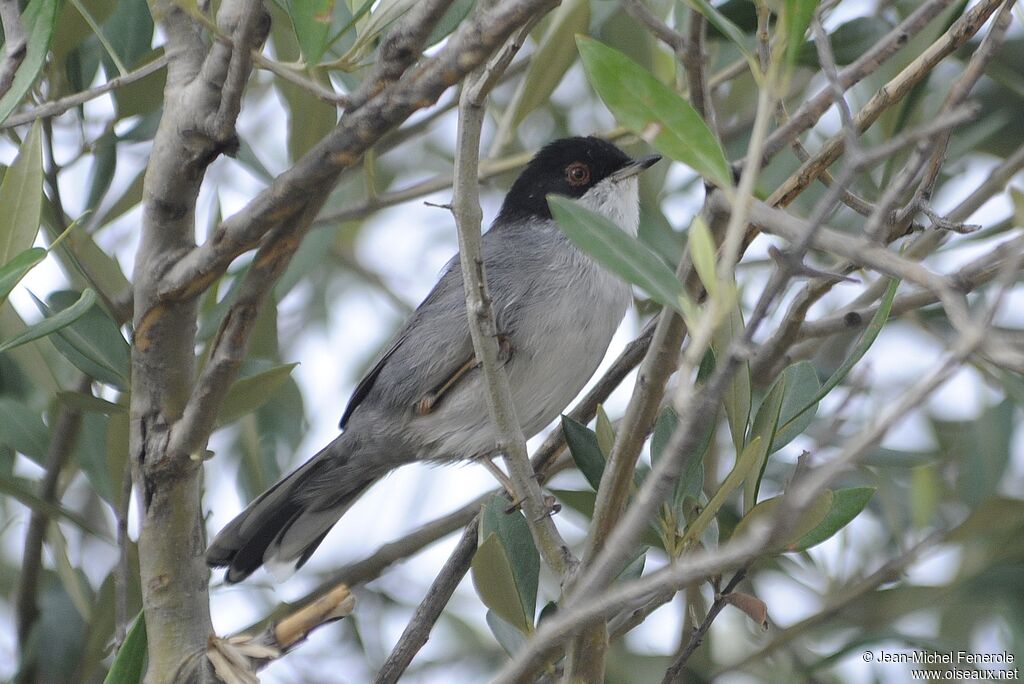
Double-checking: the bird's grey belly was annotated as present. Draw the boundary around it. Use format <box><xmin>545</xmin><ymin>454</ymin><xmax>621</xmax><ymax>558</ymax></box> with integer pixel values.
<box><xmin>411</xmin><ymin>268</ymin><xmax>629</xmax><ymax>461</ymax></box>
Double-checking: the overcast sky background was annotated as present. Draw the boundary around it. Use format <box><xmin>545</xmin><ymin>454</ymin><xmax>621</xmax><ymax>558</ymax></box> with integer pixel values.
<box><xmin>1</xmin><ymin>1</ymin><xmax>1022</xmax><ymax>681</ymax></box>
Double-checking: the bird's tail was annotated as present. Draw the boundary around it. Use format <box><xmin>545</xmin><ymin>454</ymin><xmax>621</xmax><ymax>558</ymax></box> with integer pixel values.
<box><xmin>206</xmin><ymin>434</ymin><xmax>379</xmax><ymax>583</ymax></box>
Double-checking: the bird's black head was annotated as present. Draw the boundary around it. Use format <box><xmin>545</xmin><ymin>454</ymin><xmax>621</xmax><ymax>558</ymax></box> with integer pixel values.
<box><xmin>497</xmin><ymin>136</ymin><xmax>656</xmax><ymax>224</ymax></box>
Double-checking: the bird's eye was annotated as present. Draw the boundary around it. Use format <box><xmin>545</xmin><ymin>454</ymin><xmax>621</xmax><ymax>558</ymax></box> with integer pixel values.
<box><xmin>565</xmin><ymin>162</ymin><xmax>591</xmax><ymax>187</ymax></box>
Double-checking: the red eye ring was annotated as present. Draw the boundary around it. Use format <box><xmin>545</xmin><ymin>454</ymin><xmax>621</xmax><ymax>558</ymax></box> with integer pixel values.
<box><xmin>565</xmin><ymin>162</ymin><xmax>591</xmax><ymax>187</ymax></box>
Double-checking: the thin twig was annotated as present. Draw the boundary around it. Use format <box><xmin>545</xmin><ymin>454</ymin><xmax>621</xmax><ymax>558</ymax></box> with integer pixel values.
<box><xmin>373</xmin><ymin>518</ymin><xmax>480</xmax><ymax>683</ymax></box>
<box><xmin>449</xmin><ymin>14</ymin><xmax>574</xmax><ymax>578</ymax></box>
<box><xmin>0</xmin><ymin>0</ymin><xmax>28</xmax><ymax>100</ymax></box>
<box><xmin>158</xmin><ymin>0</ymin><xmax>562</xmax><ymax>303</ymax></box>
<box><xmin>14</xmin><ymin>398</ymin><xmax>84</xmax><ymax>674</ymax></box>
<box><xmin>661</xmin><ymin>568</ymin><xmax>748</xmax><ymax>683</ymax></box>
<box><xmin>759</xmin><ymin>0</ymin><xmax>957</xmax><ymax>165</ymax></box>
<box><xmin>3</xmin><ymin>56</ymin><xmax>169</xmax><ymax>129</ymax></box>
<box><xmin>768</xmin><ymin>0</ymin><xmax>1005</xmax><ymax>208</ymax></box>
<box><xmin>892</xmin><ymin>0</ymin><xmax>1016</xmax><ymax>237</ymax></box>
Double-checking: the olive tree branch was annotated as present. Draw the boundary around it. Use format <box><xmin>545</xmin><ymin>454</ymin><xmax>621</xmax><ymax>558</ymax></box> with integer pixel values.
<box><xmin>494</xmin><ymin>332</ymin><xmax>979</xmax><ymax>683</ymax></box>
<box><xmin>448</xmin><ymin>7</ymin><xmax>574</xmax><ymax>578</ymax></box>
<box><xmin>767</xmin><ymin>0</ymin><xmax>1006</xmax><ymax>208</ymax></box>
<box><xmin>372</xmin><ymin>519</ymin><xmax>480</xmax><ymax>683</ymax></box>
<box><xmin>158</xmin><ymin>0</ymin><xmax>562</xmax><ymax>303</ymax></box>
<box><xmin>0</xmin><ymin>0</ymin><xmax>28</xmax><ymax>100</ymax></box>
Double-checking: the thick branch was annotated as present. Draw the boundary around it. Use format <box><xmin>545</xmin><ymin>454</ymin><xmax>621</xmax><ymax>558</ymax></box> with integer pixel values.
<box><xmin>373</xmin><ymin>519</ymin><xmax>480</xmax><ymax>683</ymax></box>
<box><xmin>159</xmin><ymin>0</ymin><xmax>560</xmax><ymax>302</ymax></box>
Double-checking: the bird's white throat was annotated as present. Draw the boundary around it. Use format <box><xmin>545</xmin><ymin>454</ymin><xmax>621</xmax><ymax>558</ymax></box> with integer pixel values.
<box><xmin>578</xmin><ymin>175</ymin><xmax>641</xmax><ymax>236</ymax></box>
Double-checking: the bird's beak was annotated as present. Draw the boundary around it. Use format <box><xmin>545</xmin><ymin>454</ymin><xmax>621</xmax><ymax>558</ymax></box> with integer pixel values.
<box><xmin>610</xmin><ymin>154</ymin><xmax>662</xmax><ymax>182</ymax></box>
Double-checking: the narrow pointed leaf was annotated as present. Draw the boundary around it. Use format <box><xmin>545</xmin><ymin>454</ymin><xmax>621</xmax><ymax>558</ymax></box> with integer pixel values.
<box><xmin>498</xmin><ymin>0</ymin><xmax>589</xmax><ymax>135</ymax></box>
<box><xmin>779</xmin><ymin>278</ymin><xmax>899</xmax><ymax>435</ymax></box>
<box><xmin>0</xmin><ymin>247</ymin><xmax>46</xmax><ymax>305</ymax></box>
<box><xmin>794</xmin><ymin>486</ymin><xmax>875</xmax><ymax>551</ymax></box>
<box><xmin>577</xmin><ymin>36</ymin><xmax>732</xmax><ymax>188</ymax></box>
<box><xmin>713</xmin><ymin>303</ymin><xmax>750</xmax><ymax>452</ymax></box>
<box><xmin>481</xmin><ymin>496</ymin><xmax>539</xmax><ymax>624</ymax></box>
<box><xmin>288</xmin><ymin>0</ymin><xmax>336</xmax><ymax>65</ymax></box>
<box><xmin>216</xmin><ymin>362</ymin><xmax>300</xmax><ymax>427</ymax></box>
<box><xmin>103</xmin><ymin>612</ymin><xmax>146</xmax><ymax>684</ymax></box>
<box><xmin>746</xmin><ymin>373</ymin><xmax>788</xmax><ymax>509</ymax></box>
<box><xmin>784</xmin><ymin>0</ymin><xmax>819</xmax><ymax>69</ymax></box>
<box><xmin>471</xmin><ymin>533</ymin><xmax>531</xmax><ymax>634</ymax></box>
<box><xmin>732</xmin><ymin>490</ymin><xmax>834</xmax><ymax>552</ymax></box>
<box><xmin>0</xmin><ymin>122</ymin><xmax>44</xmax><ymax>262</ymax></box>
<box><xmin>42</xmin><ymin>290</ymin><xmax>130</xmax><ymax>387</ymax></box>
<box><xmin>681</xmin><ymin>436</ymin><xmax>763</xmax><ymax>548</ymax></box>
<box><xmin>0</xmin><ymin>289</ymin><xmax>98</xmax><ymax>355</ymax></box>
<box><xmin>688</xmin><ymin>216</ymin><xmax>718</xmax><ymax>297</ymax></box>
<box><xmin>771</xmin><ymin>361</ymin><xmax>821</xmax><ymax>452</ymax></box>
<box><xmin>0</xmin><ymin>0</ymin><xmax>60</xmax><ymax>124</ymax></box>
<box><xmin>561</xmin><ymin>415</ymin><xmax>605</xmax><ymax>491</ymax></box>
<box><xmin>549</xmin><ymin>196</ymin><xmax>693</xmax><ymax>317</ymax></box>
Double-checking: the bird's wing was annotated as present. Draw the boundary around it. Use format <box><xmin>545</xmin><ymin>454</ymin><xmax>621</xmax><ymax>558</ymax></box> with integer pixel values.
<box><xmin>338</xmin><ymin>256</ymin><xmax>480</xmax><ymax>428</ymax></box>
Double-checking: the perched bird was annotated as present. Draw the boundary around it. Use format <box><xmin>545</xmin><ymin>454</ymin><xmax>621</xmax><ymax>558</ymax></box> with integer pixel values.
<box><xmin>207</xmin><ymin>136</ymin><xmax>661</xmax><ymax>583</ymax></box>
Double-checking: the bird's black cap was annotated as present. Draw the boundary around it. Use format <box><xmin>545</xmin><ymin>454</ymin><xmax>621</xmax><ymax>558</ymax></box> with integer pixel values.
<box><xmin>496</xmin><ymin>136</ymin><xmax>659</xmax><ymax>224</ymax></box>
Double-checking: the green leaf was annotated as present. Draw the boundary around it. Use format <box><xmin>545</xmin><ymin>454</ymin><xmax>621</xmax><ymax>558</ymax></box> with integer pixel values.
<box><xmin>680</xmin><ymin>436</ymin><xmax>763</xmax><ymax>548</ymax></box>
<box><xmin>38</xmin><ymin>290</ymin><xmax>130</xmax><ymax>388</ymax></box>
<box><xmin>0</xmin><ymin>0</ymin><xmax>60</xmax><ymax>124</ymax></box>
<box><xmin>0</xmin><ymin>289</ymin><xmax>98</xmax><ymax>356</ymax></box>
<box><xmin>577</xmin><ymin>36</ymin><xmax>733</xmax><ymax>189</ymax></box>
<box><xmin>471</xmin><ymin>533</ymin><xmax>531</xmax><ymax>634</ymax></box>
<box><xmin>497</xmin><ymin>0</ymin><xmax>589</xmax><ymax>137</ymax></box>
<box><xmin>425</xmin><ymin>0</ymin><xmax>475</xmax><ymax>46</ymax></box>
<box><xmin>784</xmin><ymin>0</ymin><xmax>818</xmax><ymax>69</ymax></box>
<box><xmin>0</xmin><ymin>122</ymin><xmax>44</xmax><ymax>263</ymax></box>
<box><xmin>0</xmin><ymin>248</ymin><xmax>46</xmax><ymax>306</ymax></box>
<box><xmin>548</xmin><ymin>196</ymin><xmax>695</xmax><ymax>319</ymax></box>
<box><xmin>216</xmin><ymin>362</ymin><xmax>300</xmax><ymax>427</ymax></box>
<box><xmin>561</xmin><ymin>414</ymin><xmax>605</xmax><ymax>491</ymax></box>
<box><xmin>485</xmin><ymin>610</ymin><xmax>527</xmax><ymax>657</ymax></box>
<box><xmin>688</xmin><ymin>215</ymin><xmax>718</xmax><ymax>297</ymax></box>
<box><xmin>480</xmin><ymin>495</ymin><xmax>539</xmax><ymax>625</ymax></box>
<box><xmin>770</xmin><ymin>361</ymin><xmax>821</xmax><ymax>452</ymax></box>
<box><xmin>595</xmin><ymin>404</ymin><xmax>615</xmax><ymax>458</ymax></box>
<box><xmin>101</xmin><ymin>0</ymin><xmax>155</xmax><ymax>69</ymax></box>
<box><xmin>0</xmin><ymin>397</ymin><xmax>49</xmax><ymax>462</ymax></box>
<box><xmin>289</xmin><ymin>0</ymin><xmax>336</xmax><ymax>65</ymax></box>
<box><xmin>103</xmin><ymin>611</ymin><xmax>146</xmax><ymax>684</ymax></box>
<box><xmin>732</xmin><ymin>489</ymin><xmax>833</xmax><ymax>552</ymax></box>
<box><xmin>781</xmin><ymin>278</ymin><xmax>899</xmax><ymax>433</ymax></box>
<box><xmin>85</xmin><ymin>132</ymin><xmax>117</xmax><ymax>213</ymax></box>
<box><xmin>712</xmin><ymin>303</ymin><xmax>750</xmax><ymax>452</ymax></box>
<box><xmin>553</xmin><ymin>488</ymin><xmax>664</xmax><ymax>549</ymax></box>
<box><xmin>793</xmin><ymin>487</ymin><xmax>875</xmax><ymax>551</ymax></box>
<box><xmin>651</xmin><ymin>406</ymin><xmax>708</xmax><ymax>507</ymax></box>
<box><xmin>0</xmin><ymin>477</ymin><xmax>106</xmax><ymax>538</ymax></box>
<box><xmin>336</xmin><ymin>0</ymin><xmax>416</xmax><ymax>66</ymax></box>
<box><xmin>745</xmin><ymin>373</ymin><xmax>787</xmax><ymax>510</ymax></box>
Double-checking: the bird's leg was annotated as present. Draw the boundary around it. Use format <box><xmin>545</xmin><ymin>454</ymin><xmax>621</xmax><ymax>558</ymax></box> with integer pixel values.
<box><xmin>415</xmin><ymin>355</ymin><xmax>479</xmax><ymax>416</ymax></box>
<box><xmin>480</xmin><ymin>457</ymin><xmax>517</xmax><ymax>499</ymax></box>
<box><xmin>496</xmin><ymin>333</ymin><xmax>514</xmax><ymax>365</ymax></box>
<box><xmin>415</xmin><ymin>332</ymin><xmax>514</xmax><ymax>416</ymax></box>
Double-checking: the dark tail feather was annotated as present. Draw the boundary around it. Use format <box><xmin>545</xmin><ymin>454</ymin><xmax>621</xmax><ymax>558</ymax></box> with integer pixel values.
<box><xmin>206</xmin><ymin>438</ymin><xmax>377</xmax><ymax>583</ymax></box>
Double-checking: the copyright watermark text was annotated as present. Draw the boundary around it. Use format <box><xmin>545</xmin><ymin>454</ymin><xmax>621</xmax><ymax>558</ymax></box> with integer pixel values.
<box><xmin>860</xmin><ymin>650</ymin><xmax>1018</xmax><ymax>680</ymax></box>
